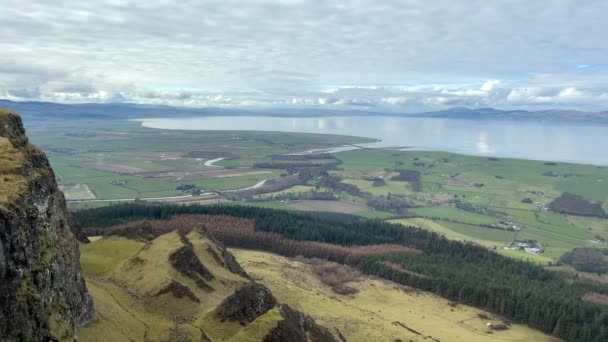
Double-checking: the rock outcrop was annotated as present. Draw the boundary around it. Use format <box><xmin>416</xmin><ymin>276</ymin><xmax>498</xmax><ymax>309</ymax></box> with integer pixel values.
<box><xmin>0</xmin><ymin>109</ymin><xmax>93</xmax><ymax>341</ymax></box>
<box><xmin>263</xmin><ymin>304</ymin><xmax>338</xmax><ymax>342</ymax></box>
<box><xmin>216</xmin><ymin>282</ymin><xmax>278</xmax><ymax>324</ymax></box>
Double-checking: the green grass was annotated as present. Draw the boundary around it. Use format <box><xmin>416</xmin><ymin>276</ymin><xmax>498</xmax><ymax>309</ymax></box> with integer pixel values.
<box><xmin>497</xmin><ymin>249</ymin><xmax>554</xmax><ymax>265</ymax></box>
<box><xmin>341</xmin><ymin>179</ymin><xmax>411</xmax><ymax>196</ymax></box>
<box><xmin>336</xmin><ymin>149</ymin><xmax>608</xmax><ymax>262</ymax></box>
<box><xmin>439</xmin><ymin>221</ymin><xmax>513</xmax><ymax>246</ymax></box>
<box><xmin>257</xmin><ymin>185</ymin><xmax>315</xmax><ymax>198</ymax></box>
<box><xmin>227</xmin><ymin>308</ymin><xmax>282</xmax><ymax>342</ymax></box>
<box><xmin>79</xmin><ymin>228</ymin><xmax>253</xmax><ymax>342</ymax></box>
<box><xmin>556</xmin><ymin>177</ymin><xmax>608</xmax><ymax>202</ymax></box>
<box><xmin>30</xmin><ymin>118</ymin><xmax>370</xmax><ymax>201</ymax></box>
<box><xmin>391</xmin><ymin>218</ymin><xmax>501</xmax><ymax>248</ymax></box>
<box><xmin>67</xmin><ymin>201</ymin><xmax>114</xmax><ymax>210</ymax></box>
<box><xmin>230</xmin><ymin>201</ymin><xmax>293</xmax><ymax>210</ymax></box>
<box><xmin>410</xmin><ymin>206</ymin><xmax>499</xmax><ymax>226</ymax></box>
<box><xmin>355</xmin><ymin>209</ymin><xmax>395</xmax><ymax>219</ymax></box>
<box><xmin>80</xmin><ymin>237</ymin><xmax>144</xmax><ymax>277</ymax></box>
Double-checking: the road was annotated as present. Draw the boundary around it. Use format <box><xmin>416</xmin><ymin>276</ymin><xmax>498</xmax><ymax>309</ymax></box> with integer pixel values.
<box><xmin>67</xmin><ymin>176</ymin><xmax>276</xmax><ymax>203</ymax></box>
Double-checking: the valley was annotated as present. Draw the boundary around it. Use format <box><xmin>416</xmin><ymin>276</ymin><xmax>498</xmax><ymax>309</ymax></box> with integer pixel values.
<box><xmin>2</xmin><ymin>1</ymin><xmax>607</xmax><ymax>340</ymax></box>
<box><xmin>3</xmin><ymin>108</ymin><xmax>608</xmax><ymax>341</ymax></box>
<box><xmin>25</xmin><ymin>116</ymin><xmax>608</xmax><ymax>265</ymax></box>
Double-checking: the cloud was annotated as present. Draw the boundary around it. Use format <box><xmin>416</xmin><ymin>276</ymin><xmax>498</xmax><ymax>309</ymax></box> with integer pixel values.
<box><xmin>0</xmin><ymin>0</ymin><xmax>607</xmax><ymax>111</ymax></box>
<box><xmin>381</xmin><ymin>97</ymin><xmax>409</xmax><ymax>106</ymax></box>
<box><xmin>481</xmin><ymin>80</ymin><xmax>502</xmax><ymax>92</ymax></box>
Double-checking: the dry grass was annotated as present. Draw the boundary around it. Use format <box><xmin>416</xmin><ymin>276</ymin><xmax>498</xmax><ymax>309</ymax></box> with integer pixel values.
<box><xmin>0</xmin><ymin>108</ymin><xmax>16</xmax><ymax>120</ymax></box>
<box><xmin>79</xmin><ymin>230</ymin><xmax>267</xmax><ymax>341</ymax></box>
<box><xmin>0</xmin><ymin>137</ymin><xmax>26</xmax><ymax>207</ymax></box>
<box><xmin>582</xmin><ymin>292</ymin><xmax>608</xmax><ymax>305</ymax></box>
<box><xmin>294</xmin><ymin>256</ymin><xmax>361</xmax><ymax>294</ymax></box>
<box><xmin>226</xmin><ymin>308</ymin><xmax>282</xmax><ymax>342</ymax></box>
<box><xmin>79</xmin><ymin>236</ymin><xmax>144</xmax><ymax>277</ymax></box>
<box><xmin>232</xmin><ymin>248</ymin><xmax>553</xmax><ymax>342</ymax></box>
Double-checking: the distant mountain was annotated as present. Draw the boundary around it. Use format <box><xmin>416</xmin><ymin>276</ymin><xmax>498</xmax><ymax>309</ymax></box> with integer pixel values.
<box><xmin>414</xmin><ymin>107</ymin><xmax>608</xmax><ymax>123</ymax></box>
<box><xmin>0</xmin><ymin>99</ymin><xmax>250</xmax><ymax>120</ymax></box>
<box><xmin>0</xmin><ymin>99</ymin><xmax>606</xmax><ymax>124</ymax></box>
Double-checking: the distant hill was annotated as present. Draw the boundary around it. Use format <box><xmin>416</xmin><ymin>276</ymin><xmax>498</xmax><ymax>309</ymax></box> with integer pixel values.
<box><xmin>413</xmin><ymin>107</ymin><xmax>608</xmax><ymax>123</ymax></box>
<box><xmin>0</xmin><ymin>99</ymin><xmax>249</xmax><ymax>120</ymax></box>
<box><xmin>1</xmin><ymin>99</ymin><xmax>607</xmax><ymax>124</ymax></box>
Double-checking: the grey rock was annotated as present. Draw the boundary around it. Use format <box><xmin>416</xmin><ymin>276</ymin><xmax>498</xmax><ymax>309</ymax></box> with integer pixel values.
<box><xmin>216</xmin><ymin>282</ymin><xmax>277</xmax><ymax>324</ymax></box>
<box><xmin>0</xmin><ymin>109</ymin><xmax>93</xmax><ymax>341</ymax></box>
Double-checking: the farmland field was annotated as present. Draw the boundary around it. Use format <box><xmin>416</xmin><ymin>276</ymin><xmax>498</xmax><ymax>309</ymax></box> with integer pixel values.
<box><xmin>288</xmin><ymin>200</ymin><xmax>369</xmax><ymax>214</ymax></box>
<box><xmin>25</xmin><ymin>117</ymin><xmax>608</xmax><ymax>266</ymax></box>
<box><xmin>23</xmin><ymin>118</ymin><xmax>372</xmax><ymax>203</ymax></box>
<box><xmin>333</xmin><ymin>149</ymin><xmax>608</xmax><ymax>263</ymax></box>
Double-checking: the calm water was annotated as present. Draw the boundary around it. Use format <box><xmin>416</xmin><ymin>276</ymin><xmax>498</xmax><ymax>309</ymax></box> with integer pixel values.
<box><xmin>137</xmin><ymin>116</ymin><xmax>608</xmax><ymax>165</ymax></box>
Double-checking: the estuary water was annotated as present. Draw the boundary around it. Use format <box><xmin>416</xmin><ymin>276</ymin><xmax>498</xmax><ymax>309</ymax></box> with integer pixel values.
<box><xmin>137</xmin><ymin>116</ymin><xmax>608</xmax><ymax>165</ymax></box>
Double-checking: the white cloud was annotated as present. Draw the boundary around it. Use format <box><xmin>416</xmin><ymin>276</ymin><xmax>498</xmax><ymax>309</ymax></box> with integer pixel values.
<box><xmin>0</xmin><ymin>1</ymin><xmax>607</xmax><ymax>111</ymax></box>
<box><xmin>381</xmin><ymin>97</ymin><xmax>408</xmax><ymax>105</ymax></box>
<box><xmin>481</xmin><ymin>80</ymin><xmax>502</xmax><ymax>92</ymax></box>
<box><xmin>556</xmin><ymin>87</ymin><xmax>585</xmax><ymax>99</ymax></box>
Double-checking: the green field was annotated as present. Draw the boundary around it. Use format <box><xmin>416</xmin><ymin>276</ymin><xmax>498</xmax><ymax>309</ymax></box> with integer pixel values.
<box><xmin>27</xmin><ymin>119</ymin><xmax>371</xmax><ymax>201</ymax></box>
<box><xmin>341</xmin><ymin>178</ymin><xmax>412</xmax><ymax>196</ymax></box>
<box><xmin>410</xmin><ymin>206</ymin><xmax>500</xmax><ymax>226</ymax></box>
<box><xmin>29</xmin><ymin>118</ymin><xmax>608</xmax><ymax>265</ymax></box>
<box><xmin>335</xmin><ymin>149</ymin><xmax>608</xmax><ymax>263</ymax></box>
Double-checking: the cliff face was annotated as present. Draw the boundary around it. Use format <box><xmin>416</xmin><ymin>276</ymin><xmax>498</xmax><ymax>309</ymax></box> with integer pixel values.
<box><xmin>0</xmin><ymin>109</ymin><xmax>93</xmax><ymax>341</ymax></box>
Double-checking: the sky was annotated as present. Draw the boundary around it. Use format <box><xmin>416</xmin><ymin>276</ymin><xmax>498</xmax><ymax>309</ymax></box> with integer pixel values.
<box><xmin>1</xmin><ymin>0</ymin><xmax>607</xmax><ymax>112</ymax></box>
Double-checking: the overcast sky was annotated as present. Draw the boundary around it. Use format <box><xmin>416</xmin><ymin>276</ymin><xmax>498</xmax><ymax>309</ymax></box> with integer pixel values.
<box><xmin>1</xmin><ymin>0</ymin><xmax>607</xmax><ymax>112</ymax></box>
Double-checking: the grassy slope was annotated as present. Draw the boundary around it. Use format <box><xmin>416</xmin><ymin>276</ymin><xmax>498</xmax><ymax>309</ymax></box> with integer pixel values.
<box><xmin>0</xmin><ymin>136</ymin><xmax>27</xmax><ymax>208</ymax></box>
<box><xmin>78</xmin><ymin>232</ymin><xmax>283</xmax><ymax>342</ymax></box>
<box><xmin>80</xmin><ymin>237</ymin><xmax>144</xmax><ymax>276</ymax></box>
<box><xmin>232</xmin><ymin>249</ymin><xmax>549</xmax><ymax>342</ymax></box>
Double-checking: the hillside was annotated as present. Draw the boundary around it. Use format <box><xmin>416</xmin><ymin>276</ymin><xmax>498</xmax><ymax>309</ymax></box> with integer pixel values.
<box><xmin>0</xmin><ymin>109</ymin><xmax>93</xmax><ymax>340</ymax></box>
<box><xmin>79</xmin><ymin>224</ymin><xmax>336</xmax><ymax>341</ymax></box>
<box><xmin>74</xmin><ymin>204</ymin><xmax>608</xmax><ymax>341</ymax></box>
<box><xmin>79</xmin><ymin>228</ymin><xmax>552</xmax><ymax>341</ymax></box>
<box><xmin>233</xmin><ymin>249</ymin><xmax>550</xmax><ymax>342</ymax></box>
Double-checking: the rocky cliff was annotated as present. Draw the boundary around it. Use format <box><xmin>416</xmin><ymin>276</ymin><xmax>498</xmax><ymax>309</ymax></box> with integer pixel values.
<box><xmin>0</xmin><ymin>109</ymin><xmax>93</xmax><ymax>341</ymax></box>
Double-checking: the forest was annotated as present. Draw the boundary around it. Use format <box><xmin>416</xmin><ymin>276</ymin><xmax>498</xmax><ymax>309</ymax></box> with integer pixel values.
<box><xmin>74</xmin><ymin>203</ymin><xmax>608</xmax><ymax>341</ymax></box>
<box><xmin>549</xmin><ymin>192</ymin><xmax>606</xmax><ymax>217</ymax></box>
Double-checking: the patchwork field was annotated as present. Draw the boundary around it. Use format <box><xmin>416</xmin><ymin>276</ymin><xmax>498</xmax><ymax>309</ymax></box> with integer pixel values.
<box><xmin>26</xmin><ymin>117</ymin><xmax>608</xmax><ymax>266</ymax></box>
<box><xmin>332</xmin><ymin>149</ymin><xmax>608</xmax><ymax>262</ymax></box>
<box><xmin>24</xmin><ymin>118</ymin><xmax>370</xmax><ymax>202</ymax></box>
<box><xmin>232</xmin><ymin>249</ymin><xmax>551</xmax><ymax>342</ymax></box>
